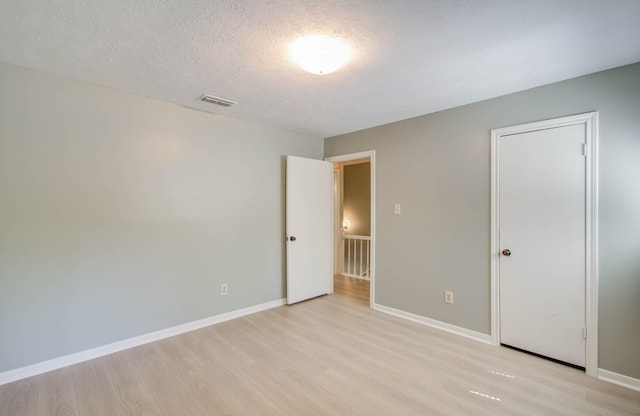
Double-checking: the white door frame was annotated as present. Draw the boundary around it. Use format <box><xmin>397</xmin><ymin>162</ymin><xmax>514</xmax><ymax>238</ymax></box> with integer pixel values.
<box><xmin>490</xmin><ymin>112</ymin><xmax>599</xmax><ymax>376</ymax></box>
<box><xmin>325</xmin><ymin>150</ymin><xmax>376</xmax><ymax>308</ymax></box>
<box><xmin>333</xmin><ymin>166</ymin><xmax>344</xmax><ymax>276</ymax></box>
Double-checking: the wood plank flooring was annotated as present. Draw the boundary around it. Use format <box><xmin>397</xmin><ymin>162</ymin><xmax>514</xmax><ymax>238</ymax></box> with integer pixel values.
<box><xmin>1</xmin><ymin>275</ymin><xmax>638</xmax><ymax>415</ymax></box>
<box><xmin>333</xmin><ymin>274</ymin><xmax>370</xmax><ymax>306</ymax></box>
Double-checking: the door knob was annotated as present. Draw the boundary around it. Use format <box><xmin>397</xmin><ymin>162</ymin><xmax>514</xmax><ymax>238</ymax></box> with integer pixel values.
<box><xmin>289</xmin><ymin>236</ymin><xmax>297</xmax><ymax>241</ymax></box>
<box><xmin>502</xmin><ymin>249</ymin><xmax>511</xmax><ymax>256</ymax></box>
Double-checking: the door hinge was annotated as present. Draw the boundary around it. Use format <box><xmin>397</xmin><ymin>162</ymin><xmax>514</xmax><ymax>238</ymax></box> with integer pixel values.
<box><xmin>582</xmin><ymin>326</ymin><xmax>588</xmax><ymax>339</ymax></box>
<box><xmin>582</xmin><ymin>144</ymin><xmax>588</xmax><ymax>156</ymax></box>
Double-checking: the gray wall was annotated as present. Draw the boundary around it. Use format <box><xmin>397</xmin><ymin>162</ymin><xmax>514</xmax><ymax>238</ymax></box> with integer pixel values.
<box><xmin>0</xmin><ymin>62</ymin><xmax>323</xmax><ymax>373</ymax></box>
<box><xmin>343</xmin><ymin>162</ymin><xmax>371</xmax><ymax>236</ymax></box>
<box><xmin>325</xmin><ymin>62</ymin><xmax>640</xmax><ymax>379</ymax></box>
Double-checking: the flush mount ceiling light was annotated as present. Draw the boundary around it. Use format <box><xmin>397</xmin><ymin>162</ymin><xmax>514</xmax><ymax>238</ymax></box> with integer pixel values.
<box><xmin>289</xmin><ymin>35</ymin><xmax>351</xmax><ymax>75</ymax></box>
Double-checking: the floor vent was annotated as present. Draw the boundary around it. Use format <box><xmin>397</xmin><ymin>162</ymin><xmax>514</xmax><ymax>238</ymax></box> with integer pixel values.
<box><xmin>198</xmin><ymin>94</ymin><xmax>237</xmax><ymax>107</ymax></box>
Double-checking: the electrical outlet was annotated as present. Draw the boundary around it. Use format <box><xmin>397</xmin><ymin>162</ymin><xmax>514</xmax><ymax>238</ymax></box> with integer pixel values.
<box><xmin>220</xmin><ymin>284</ymin><xmax>228</xmax><ymax>296</ymax></box>
<box><xmin>444</xmin><ymin>290</ymin><xmax>453</xmax><ymax>304</ymax></box>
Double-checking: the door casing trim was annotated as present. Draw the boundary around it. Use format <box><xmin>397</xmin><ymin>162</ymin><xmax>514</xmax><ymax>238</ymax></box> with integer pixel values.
<box><xmin>490</xmin><ymin>112</ymin><xmax>599</xmax><ymax>376</ymax></box>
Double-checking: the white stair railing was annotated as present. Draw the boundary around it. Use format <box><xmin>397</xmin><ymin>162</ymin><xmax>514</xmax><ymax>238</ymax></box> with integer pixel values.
<box><xmin>343</xmin><ymin>234</ymin><xmax>371</xmax><ymax>279</ymax></box>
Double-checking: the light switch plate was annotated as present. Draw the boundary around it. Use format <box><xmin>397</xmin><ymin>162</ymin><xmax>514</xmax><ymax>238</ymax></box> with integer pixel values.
<box><xmin>394</xmin><ymin>203</ymin><xmax>401</xmax><ymax>215</ymax></box>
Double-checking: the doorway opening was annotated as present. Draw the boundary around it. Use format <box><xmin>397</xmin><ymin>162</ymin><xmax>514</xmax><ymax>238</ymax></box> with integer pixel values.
<box><xmin>325</xmin><ymin>151</ymin><xmax>375</xmax><ymax>308</ymax></box>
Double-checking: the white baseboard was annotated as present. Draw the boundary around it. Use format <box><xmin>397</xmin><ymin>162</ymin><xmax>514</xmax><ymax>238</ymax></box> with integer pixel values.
<box><xmin>0</xmin><ymin>298</ymin><xmax>285</xmax><ymax>386</ymax></box>
<box><xmin>372</xmin><ymin>303</ymin><xmax>491</xmax><ymax>344</ymax></box>
<box><xmin>598</xmin><ymin>369</ymin><xmax>640</xmax><ymax>392</ymax></box>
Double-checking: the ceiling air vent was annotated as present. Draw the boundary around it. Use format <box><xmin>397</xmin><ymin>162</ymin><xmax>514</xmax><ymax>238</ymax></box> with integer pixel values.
<box><xmin>198</xmin><ymin>94</ymin><xmax>237</xmax><ymax>107</ymax></box>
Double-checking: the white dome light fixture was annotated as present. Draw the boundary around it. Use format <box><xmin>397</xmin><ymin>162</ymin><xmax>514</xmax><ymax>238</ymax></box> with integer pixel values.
<box><xmin>289</xmin><ymin>35</ymin><xmax>351</xmax><ymax>75</ymax></box>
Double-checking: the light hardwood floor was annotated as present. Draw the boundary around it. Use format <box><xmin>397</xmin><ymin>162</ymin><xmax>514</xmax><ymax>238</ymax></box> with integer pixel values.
<box><xmin>1</xmin><ymin>275</ymin><xmax>638</xmax><ymax>415</ymax></box>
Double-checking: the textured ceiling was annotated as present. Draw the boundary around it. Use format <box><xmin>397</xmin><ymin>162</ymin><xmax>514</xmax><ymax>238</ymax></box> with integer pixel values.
<box><xmin>1</xmin><ymin>0</ymin><xmax>640</xmax><ymax>138</ymax></box>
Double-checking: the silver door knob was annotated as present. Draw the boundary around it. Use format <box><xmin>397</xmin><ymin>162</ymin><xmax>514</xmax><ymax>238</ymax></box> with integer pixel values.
<box><xmin>289</xmin><ymin>236</ymin><xmax>297</xmax><ymax>241</ymax></box>
<box><xmin>502</xmin><ymin>249</ymin><xmax>511</xmax><ymax>256</ymax></box>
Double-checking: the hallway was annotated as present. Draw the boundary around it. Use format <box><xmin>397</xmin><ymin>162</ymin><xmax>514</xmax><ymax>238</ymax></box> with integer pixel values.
<box><xmin>334</xmin><ymin>274</ymin><xmax>369</xmax><ymax>306</ymax></box>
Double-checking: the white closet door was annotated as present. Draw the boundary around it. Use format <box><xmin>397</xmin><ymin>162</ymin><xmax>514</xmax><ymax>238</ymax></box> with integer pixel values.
<box><xmin>499</xmin><ymin>124</ymin><xmax>586</xmax><ymax>367</ymax></box>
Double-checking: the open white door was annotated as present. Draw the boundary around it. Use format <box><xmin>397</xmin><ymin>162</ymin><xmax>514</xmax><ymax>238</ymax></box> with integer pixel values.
<box><xmin>286</xmin><ymin>156</ymin><xmax>333</xmax><ymax>304</ymax></box>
